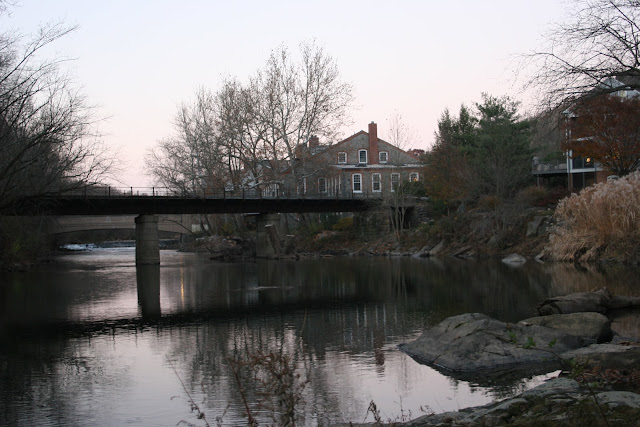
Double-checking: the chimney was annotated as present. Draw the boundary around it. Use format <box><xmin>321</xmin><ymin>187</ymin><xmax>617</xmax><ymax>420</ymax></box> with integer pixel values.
<box><xmin>368</xmin><ymin>122</ymin><xmax>379</xmax><ymax>164</ymax></box>
<box><xmin>309</xmin><ymin>135</ymin><xmax>319</xmax><ymax>148</ymax></box>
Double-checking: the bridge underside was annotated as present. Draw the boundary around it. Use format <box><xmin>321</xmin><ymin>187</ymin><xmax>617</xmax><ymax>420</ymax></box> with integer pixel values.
<box><xmin>48</xmin><ymin>215</ymin><xmax>191</xmax><ymax>235</ymax></box>
<box><xmin>15</xmin><ymin>195</ymin><xmax>374</xmax><ymax>264</ymax></box>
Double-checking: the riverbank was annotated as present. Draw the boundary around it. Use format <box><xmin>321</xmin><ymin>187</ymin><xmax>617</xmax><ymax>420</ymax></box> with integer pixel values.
<box><xmin>292</xmin><ymin>204</ymin><xmax>553</xmax><ymax>262</ymax></box>
<box><xmin>391</xmin><ymin>289</ymin><xmax>640</xmax><ymax>426</ymax></box>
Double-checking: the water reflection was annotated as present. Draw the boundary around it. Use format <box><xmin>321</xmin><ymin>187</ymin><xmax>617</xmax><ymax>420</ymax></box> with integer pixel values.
<box><xmin>136</xmin><ymin>264</ymin><xmax>161</xmax><ymax>319</ymax></box>
<box><xmin>1</xmin><ymin>251</ymin><xmax>639</xmax><ymax>426</ymax></box>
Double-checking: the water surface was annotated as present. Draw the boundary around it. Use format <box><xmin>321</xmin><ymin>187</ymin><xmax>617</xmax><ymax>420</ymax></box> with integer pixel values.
<box><xmin>1</xmin><ymin>249</ymin><xmax>639</xmax><ymax>426</ymax></box>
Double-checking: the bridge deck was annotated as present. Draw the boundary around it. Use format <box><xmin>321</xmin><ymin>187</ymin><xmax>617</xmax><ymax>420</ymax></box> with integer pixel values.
<box><xmin>14</xmin><ymin>194</ymin><xmax>376</xmax><ymax>215</ymax></box>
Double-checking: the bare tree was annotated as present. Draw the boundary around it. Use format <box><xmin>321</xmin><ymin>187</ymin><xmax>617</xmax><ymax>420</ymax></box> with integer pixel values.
<box><xmin>250</xmin><ymin>41</ymin><xmax>354</xmax><ymax>194</ymax></box>
<box><xmin>0</xmin><ymin>13</ymin><xmax>114</xmax><ymax>213</ymax></box>
<box><xmin>524</xmin><ymin>0</ymin><xmax>640</xmax><ymax>108</ymax></box>
<box><xmin>382</xmin><ymin>111</ymin><xmax>420</xmax><ymax>241</ymax></box>
<box><xmin>147</xmin><ymin>41</ymin><xmax>355</xmax><ymax>201</ymax></box>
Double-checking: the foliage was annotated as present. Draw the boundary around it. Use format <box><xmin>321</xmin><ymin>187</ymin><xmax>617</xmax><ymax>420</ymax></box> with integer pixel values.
<box><xmin>331</xmin><ymin>216</ymin><xmax>353</xmax><ymax>232</ymax></box>
<box><xmin>565</xmin><ymin>95</ymin><xmax>640</xmax><ymax>176</ymax></box>
<box><xmin>477</xmin><ymin>194</ymin><xmax>501</xmax><ymax>212</ymax></box>
<box><xmin>549</xmin><ymin>171</ymin><xmax>640</xmax><ymax>262</ymax></box>
<box><xmin>525</xmin><ymin>0</ymin><xmax>640</xmax><ymax>108</ymax></box>
<box><xmin>423</xmin><ymin>139</ymin><xmax>471</xmax><ymax>208</ymax></box>
<box><xmin>516</xmin><ymin>185</ymin><xmax>568</xmax><ymax>207</ymax></box>
<box><xmin>0</xmin><ymin>217</ymin><xmax>49</xmax><ymax>268</ymax></box>
<box><xmin>425</xmin><ymin>94</ymin><xmax>534</xmax><ymax>206</ymax></box>
<box><xmin>472</xmin><ymin>94</ymin><xmax>535</xmax><ymax>198</ymax></box>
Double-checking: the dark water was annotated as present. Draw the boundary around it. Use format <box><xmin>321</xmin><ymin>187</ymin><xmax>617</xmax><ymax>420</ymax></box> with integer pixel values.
<box><xmin>1</xmin><ymin>249</ymin><xmax>639</xmax><ymax>426</ymax></box>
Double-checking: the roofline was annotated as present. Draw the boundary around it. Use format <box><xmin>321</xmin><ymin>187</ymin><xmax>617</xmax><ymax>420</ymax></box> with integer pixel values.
<box><xmin>323</xmin><ymin>129</ymin><xmax>422</xmax><ymax>162</ymax></box>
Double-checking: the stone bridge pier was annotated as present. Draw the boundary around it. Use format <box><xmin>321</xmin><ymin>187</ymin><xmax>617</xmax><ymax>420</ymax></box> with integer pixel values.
<box><xmin>135</xmin><ymin>215</ymin><xmax>160</xmax><ymax>265</ymax></box>
<box><xmin>255</xmin><ymin>213</ymin><xmax>284</xmax><ymax>258</ymax></box>
<box><xmin>134</xmin><ymin>213</ymin><xmax>283</xmax><ymax>262</ymax></box>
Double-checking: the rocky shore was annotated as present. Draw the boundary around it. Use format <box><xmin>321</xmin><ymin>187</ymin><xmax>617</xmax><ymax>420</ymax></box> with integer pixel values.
<box><xmin>393</xmin><ymin>289</ymin><xmax>640</xmax><ymax>426</ymax></box>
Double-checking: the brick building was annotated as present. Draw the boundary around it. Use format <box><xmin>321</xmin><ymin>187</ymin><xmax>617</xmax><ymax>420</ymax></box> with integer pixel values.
<box><xmin>289</xmin><ymin>122</ymin><xmax>422</xmax><ymax>197</ymax></box>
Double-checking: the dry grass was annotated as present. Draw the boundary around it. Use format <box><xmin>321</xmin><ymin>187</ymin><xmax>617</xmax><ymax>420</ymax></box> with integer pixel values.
<box><xmin>549</xmin><ymin>172</ymin><xmax>640</xmax><ymax>262</ymax></box>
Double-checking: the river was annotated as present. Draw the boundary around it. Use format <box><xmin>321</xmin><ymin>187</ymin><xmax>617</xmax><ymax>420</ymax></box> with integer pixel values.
<box><xmin>1</xmin><ymin>248</ymin><xmax>639</xmax><ymax>426</ymax></box>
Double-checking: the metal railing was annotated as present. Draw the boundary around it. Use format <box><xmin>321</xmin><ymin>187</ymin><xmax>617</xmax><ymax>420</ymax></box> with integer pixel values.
<box><xmin>532</xmin><ymin>160</ymin><xmax>568</xmax><ymax>174</ymax></box>
<box><xmin>56</xmin><ymin>186</ymin><xmax>401</xmax><ymax>201</ymax></box>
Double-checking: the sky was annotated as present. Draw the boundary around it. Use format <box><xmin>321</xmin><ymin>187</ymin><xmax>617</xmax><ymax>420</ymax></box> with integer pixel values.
<box><xmin>1</xmin><ymin>0</ymin><xmax>568</xmax><ymax>187</ymax></box>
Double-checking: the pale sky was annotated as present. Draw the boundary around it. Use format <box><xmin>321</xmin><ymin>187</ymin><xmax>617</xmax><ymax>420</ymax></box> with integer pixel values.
<box><xmin>2</xmin><ymin>0</ymin><xmax>567</xmax><ymax>187</ymax></box>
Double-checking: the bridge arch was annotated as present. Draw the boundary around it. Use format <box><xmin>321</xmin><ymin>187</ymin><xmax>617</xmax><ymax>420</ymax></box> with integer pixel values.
<box><xmin>47</xmin><ymin>215</ymin><xmax>193</xmax><ymax>235</ymax></box>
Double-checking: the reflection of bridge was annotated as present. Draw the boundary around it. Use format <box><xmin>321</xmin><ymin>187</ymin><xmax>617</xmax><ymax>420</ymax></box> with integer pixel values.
<box><xmin>15</xmin><ymin>186</ymin><xmax>375</xmax><ymax>264</ymax></box>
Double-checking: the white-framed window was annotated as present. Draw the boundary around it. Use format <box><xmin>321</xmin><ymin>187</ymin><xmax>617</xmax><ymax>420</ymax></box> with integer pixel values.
<box><xmin>318</xmin><ymin>177</ymin><xmax>327</xmax><ymax>193</ymax></box>
<box><xmin>338</xmin><ymin>152</ymin><xmax>347</xmax><ymax>164</ymax></box>
<box><xmin>299</xmin><ymin>177</ymin><xmax>307</xmax><ymax>194</ymax></box>
<box><xmin>391</xmin><ymin>173</ymin><xmax>400</xmax><ymax>192</ymax></box>
<box><xmin>358</xmin><ymin>149</ymin><xmax>367</xmax><ymax>164</ymax></box>
<box><xmin>379</xmin><ymin>151</ymin><xmax>388</xmax><ymax>163</ymax></box>
<box><xmin>372</xmin><ymin>173</ymin><xmax>381</xmax><ymax>192</ymax></box>
<box><xmin>409</xmin><ymin>172</ymin><xmax>419</xmax><ymax>182</ymax></box>
<box><xmin>352</xmin><ymin>173</ymin><xmax>362</xmax><ymax>193</ymax></box>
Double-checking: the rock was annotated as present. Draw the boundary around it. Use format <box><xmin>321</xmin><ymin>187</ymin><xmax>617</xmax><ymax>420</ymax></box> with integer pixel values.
<box><xmin>502</xmin><ymin>253</ymin><xmax>527</xmax><ymax>265</ymax></box>
<box><xmin>609</xmin><ymin>294</ymin><xmax>640</xmax><ymax>310</ymax></box>
<box><xmin>526</xmin><ymin>216</ymin><xmax>546</xmax><ymax>237</ymax></box>
<box><xmin>399</xmin><ymin>313</ymin><xmax>584</xmax><ymax>374</ymax></box>
<box><xmin>537</xmin><ymin>287</ymin><xmax>612</xmax><ymax>315</ymax></box>
<box><xmin>411</xmin><ymin>244</ymin><xmax>431</xmax><ymax>258</ymax></box>
<box><xmin>561</xmin><ymin>343</ymin><xmax>640</xmax><ymax>369</ymax></box>
<box><xmin>453</xmin><ymin>245</ymin><xmax>473</xmax><ymax>258</ymax></box>
<box><xmin>519</xmin><ymin>312</ymin><xmax>612</xmax><ymax>343</ymax></box>
<box><xmin>402</xmin><ymin>378</ymin><xmax>640</xmax><ymax>426</ymax></box>
<box><xmin>427</xmin><ymin>240</ymin><xmax>444</xmax><ymax>256</ymax></box>
<box><xmin>596</xmin><ymin>391</ymin><xmax>640</xmax><ymax>409</ymax></box>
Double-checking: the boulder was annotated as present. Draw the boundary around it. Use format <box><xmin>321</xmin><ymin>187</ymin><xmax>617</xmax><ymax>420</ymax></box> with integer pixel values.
<box><xmin>399</xmin><ymin>313</ymin><xmax>585</xmax><ymax>373</ymax></box>
<box><xmin>402</xmin><ymin>378</ymin><xmax>640</xmax><ymax>426</ymax></box>
<box><xmin>560</xmin><ymin>343</ymin><xmax>640</xmax><ymax>369</ymax></box>
<box><xmin>537</xmin><ymin>288</ymin><xmax>612</xmax><ymax>315</ymax></box>
<box><xmin>502</xmin><ymin>253</ymin><xmax>526</xmax><ymax>265</ymax></box>
<box><xmin>427</xmin><ymin>240</ymin><xmax>444</xmax><ymax>256</ymax></box>
<box><xmin>538</xmin><ymin>288</ymin><xmax>640</xmax><ymax>316</ymax></box>
<box><xmin>519</xmin><ymin>312</ymin><xmax>612</xmax><ymax>343</ymax></box>
<box><xmin>411</xmin><ymin>244</ymin><xmax>432</xmax><ymax>258</ymax></box>
<box><xmin>526</xmin><ymin>216</ymin><xmax>547</xmax><ymax>237</ymax></box>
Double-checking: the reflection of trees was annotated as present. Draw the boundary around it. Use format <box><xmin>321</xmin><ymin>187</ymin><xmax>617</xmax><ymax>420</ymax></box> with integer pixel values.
<box><xmin>4</xmin><ymin>255</ymin><xmax>640</xmax><ymax>424</ymax></box>
<box><xmin>0</xmin><ymin>336</ymin><xmax>129</xmax><ymax>426</ymax></box>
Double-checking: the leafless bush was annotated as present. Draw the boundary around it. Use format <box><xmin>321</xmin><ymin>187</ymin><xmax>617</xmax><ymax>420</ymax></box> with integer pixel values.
<box><xmin>227</xmin><ymin>350</ymin><xmax>309</xmax><ymax>426</ymax></box>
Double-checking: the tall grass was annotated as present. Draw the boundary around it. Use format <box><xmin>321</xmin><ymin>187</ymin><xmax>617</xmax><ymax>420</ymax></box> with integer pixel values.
<box><xmin>549</xmin><ymin>172</ymin><xmax>640</xmax><ymax>262</ymax></box>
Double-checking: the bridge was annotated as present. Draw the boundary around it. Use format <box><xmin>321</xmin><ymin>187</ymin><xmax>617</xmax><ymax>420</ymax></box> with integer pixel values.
<box><xmin>49</xmin><ymin>215</ymin><xmax>193</xmax><ymax>235</ymax></box>
<box><xmin>14</xmin><ymin>186</ymin><xmax>376</xmax><ymax>264</ymax></box>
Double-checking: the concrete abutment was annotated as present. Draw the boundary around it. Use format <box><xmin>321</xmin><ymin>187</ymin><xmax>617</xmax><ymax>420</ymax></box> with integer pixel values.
<box><xmin>135</xmin><ymin>214</ymin><xmax>160</xmax><ymax>265</ymax></box>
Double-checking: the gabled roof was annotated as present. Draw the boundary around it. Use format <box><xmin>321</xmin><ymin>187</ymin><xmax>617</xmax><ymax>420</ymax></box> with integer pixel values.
<box><xmin>318</xmin><ymin>129</ymin><xmax>421</xmax><ymax>162</ymax></box>
<box><xmin>612</xmin><ymin>69</ymin><xmax>640</xmax><ymax>90</ymax></box>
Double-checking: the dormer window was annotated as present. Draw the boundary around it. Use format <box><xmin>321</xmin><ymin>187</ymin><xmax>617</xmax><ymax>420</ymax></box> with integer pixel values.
<box><xmin>358</xmin><ymin>149</ymin><xmax>368</xmax><ymax>164</ymax></box>
<box><xmin>338</xmin><ymin>152</ymin><xmax>347</xmax><ymax>164</ymax></box>
<box><xmin>379</xmin><ymin>151</ymin><xmax>388</xmax><ymax>163</ymax></box>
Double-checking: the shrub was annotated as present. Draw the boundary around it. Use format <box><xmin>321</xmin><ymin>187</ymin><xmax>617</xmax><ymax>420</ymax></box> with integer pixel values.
<box><xmin>331</xmin><ymin>216</ymin><xmax>353</xmax><ymax>232</ymax></box>
<box><xmin>549</xmin><ymin>172</ymin><xmax>640</xmax><ymax>262</ymax></box>
<box><xmin>517</xmin><ymin>185</ymin><xmax>569</xmax><ymax>207</ymax></box>
<box><xmin>477</xmin><ymin>194</ymin><xmax>501</xmax><ymax>211</ymax></box>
